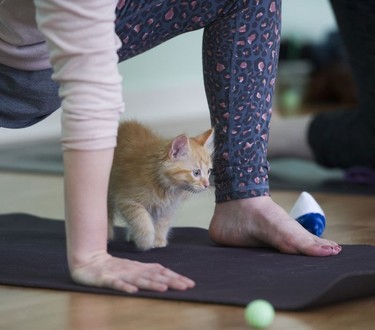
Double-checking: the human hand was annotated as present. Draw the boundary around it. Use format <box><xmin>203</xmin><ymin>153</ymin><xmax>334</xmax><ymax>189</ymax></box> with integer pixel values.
<box><xmin>70</xmin><ymin>251</ymin><xmax>195</xmax><ymax>293</ymax></box>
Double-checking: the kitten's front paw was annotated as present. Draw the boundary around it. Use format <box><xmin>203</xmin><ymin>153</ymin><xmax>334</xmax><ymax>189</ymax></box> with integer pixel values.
<box><xmin>154</xmin><ymin>237</ymin><xmax>168</xmax><ymax>248</ymax></box>
<box><xmin>134</xmin><ymin>236</ymin><xmax>155</xmax><ymax>251</ymax></box>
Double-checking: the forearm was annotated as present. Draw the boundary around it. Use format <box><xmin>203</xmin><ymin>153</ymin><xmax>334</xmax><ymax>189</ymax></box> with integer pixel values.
<box><xmin>31</xmin><ymin>0</ymin><xmax>195</xmax><ymax>293</ymax></box>
<box><xmin>63</xmin><ymin>149</ymin><xmax>113</xmax><ymax>270</ymax></box>
<box><xmin>34</xmin><ymin>0</ymin><xmax>122</xmax><ymax>268</ymax></box>
<box><xmin>34</xmin><ymin>0</ymin><xmax>124</xmax><ymax>151</ymax></box>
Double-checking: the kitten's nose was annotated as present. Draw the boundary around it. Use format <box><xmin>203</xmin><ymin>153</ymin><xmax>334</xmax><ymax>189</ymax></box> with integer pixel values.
<box><xmin>203</xmin><ymin>179</ymin><xmax>209</xmax><ymax>189</ymax></box>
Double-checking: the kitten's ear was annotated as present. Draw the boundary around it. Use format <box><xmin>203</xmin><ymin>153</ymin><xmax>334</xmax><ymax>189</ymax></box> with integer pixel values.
<box><xmin>169</xmin><ymin>134</ymin><xmax>191</xmax><ymax>160</ymax></box>
<box><xmin>194</xmin><ymin>128</ymin><xmax>215</xmax><ymax>155</ymax></box>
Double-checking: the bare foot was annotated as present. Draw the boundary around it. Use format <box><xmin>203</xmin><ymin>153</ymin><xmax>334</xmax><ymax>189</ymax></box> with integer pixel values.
<box><xmin>209</xmin><ymin>196</ymin><xmax>341</xmax><ymax>256</ymax></box>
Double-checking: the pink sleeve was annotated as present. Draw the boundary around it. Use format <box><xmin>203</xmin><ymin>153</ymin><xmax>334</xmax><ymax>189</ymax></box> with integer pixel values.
<box><xmin>34</xmin><ymin>0</ymin><xmax>124</xmax><ymax>150</ymax></box>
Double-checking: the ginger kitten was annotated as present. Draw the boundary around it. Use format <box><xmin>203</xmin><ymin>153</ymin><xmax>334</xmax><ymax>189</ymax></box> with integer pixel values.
<box><xmin>108</xmin><ymin>120</ymin><xmax>214</xmax><ymax>251</ymax></box>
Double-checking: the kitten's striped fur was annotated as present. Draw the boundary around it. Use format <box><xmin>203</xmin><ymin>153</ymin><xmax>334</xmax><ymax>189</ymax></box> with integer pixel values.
<box><xmin>108</xmin><ymin>120</ymin><xmax>214</xmax><ymax>250</ymax></box>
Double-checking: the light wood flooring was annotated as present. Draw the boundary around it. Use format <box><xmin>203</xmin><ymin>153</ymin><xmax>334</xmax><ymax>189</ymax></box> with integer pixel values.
<box><xmin>0</xmin><ymin>171</ymin><xmax>374</xmax><ymax>330</ymax></box>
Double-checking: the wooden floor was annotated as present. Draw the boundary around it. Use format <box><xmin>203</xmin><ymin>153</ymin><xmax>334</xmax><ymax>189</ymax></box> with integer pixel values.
<box><xmin>0</xmin><ymin>171</ymin><xmax>374</xmax><ymax>330</ymax></box>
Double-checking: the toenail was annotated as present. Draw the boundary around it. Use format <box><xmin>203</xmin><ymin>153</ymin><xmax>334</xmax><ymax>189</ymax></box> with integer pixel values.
<box><xmin>321</xmin><ymin>245</ymin><xmax>333</xmax><ymax>250</ymax></box>
<box><xmin>334</xmin><ymin>245</ymin><xmax>342</xmax><ymax>251</ymax></box>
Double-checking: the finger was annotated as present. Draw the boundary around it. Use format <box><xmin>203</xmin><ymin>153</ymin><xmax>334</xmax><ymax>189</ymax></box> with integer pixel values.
<box><xmin>133</xmin><ymin>277</ymin><xmax>169</xmax><ymax>292</ymax></box>
<box><xmin>138</xmin><ymin>272</ymin><xmax>188</xmax><ymax>291</ymax></box>
<box><xmin>141</xmin><ymin>263</ymin><xmax>195</xmax><ymax>288</ymax></box>
<box><xmin>130</xmin><ymin>265</ymin><xmax>195</xmax><ymax>291</ymax></box>
<box><xmin>158</xmin><ymin>268</ymin><xmax>196</xmax><ymax>290</ymax></box>
<box><xmin>124</xmin><ymin>268</ymin><xmax>174</xmax><ymax>292</ymax></box>
<box><xmin>99</xmin><ymin>275</ymin><xmax>139</xmax><ymax>293</ymax></box>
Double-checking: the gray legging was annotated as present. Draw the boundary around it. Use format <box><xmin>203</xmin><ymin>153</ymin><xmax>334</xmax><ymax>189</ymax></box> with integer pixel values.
<box><xmin>308</xmin><ymin>0</ymin><xmax>375</xmax><ymax>169</ymax></box>
<box><xmin>115</xmin><ymin>0</ymin><xmax>281</xmax><ymax>202</ymax></box>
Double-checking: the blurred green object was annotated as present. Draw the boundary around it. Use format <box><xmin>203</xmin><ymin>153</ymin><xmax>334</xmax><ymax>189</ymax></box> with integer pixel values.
<box><xmin>281</xmin><ymin>88</ymin><xmax>301</xmax><ymax>114</ymax></box>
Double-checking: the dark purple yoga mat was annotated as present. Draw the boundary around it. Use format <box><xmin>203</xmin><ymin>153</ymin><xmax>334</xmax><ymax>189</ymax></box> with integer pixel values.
<box><xmin>0</xmin><ymin>213</ymin><xmax>374</xmax><ymax>310</ymax></box>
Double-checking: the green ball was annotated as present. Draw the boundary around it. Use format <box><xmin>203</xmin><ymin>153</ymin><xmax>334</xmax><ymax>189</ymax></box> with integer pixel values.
<box><xmin>244</xmin><ymin>299</ymin><xmax>275</xmax><ymax>328</ymax></box>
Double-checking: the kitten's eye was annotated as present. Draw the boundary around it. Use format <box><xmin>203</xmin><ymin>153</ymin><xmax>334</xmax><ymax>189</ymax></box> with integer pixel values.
<box><xmin>192</xmin><ymin>169</ymin><xmax>201</xmax><ymax>177</ymax></box>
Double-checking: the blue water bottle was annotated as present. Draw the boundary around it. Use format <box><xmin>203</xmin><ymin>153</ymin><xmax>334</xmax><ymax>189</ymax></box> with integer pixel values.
<box><xmin>289</xmin><ymin>192</ymin><xmax>326</xmax><ymax>237</ymax></box>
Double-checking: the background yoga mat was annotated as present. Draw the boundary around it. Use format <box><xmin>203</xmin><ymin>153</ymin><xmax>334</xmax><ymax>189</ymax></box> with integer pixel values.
<box><xmin>1</xmin><ymin>140</ymin><xmax>375</xmax><ymax>194</ymax></box>
<box><xmin>1</xmin><ymin>213</ymin><xmax>375</xmax><ymax>310</ymax></box>
<box><xmin>0</xmin><ymin>139</ymin><xmax>63</xmax><ymax>175</ymax></box>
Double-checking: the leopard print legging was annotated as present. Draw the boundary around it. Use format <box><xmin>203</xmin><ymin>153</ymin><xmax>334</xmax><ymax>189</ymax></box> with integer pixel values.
<box><xmin>115</xmin><ymin>0</ymin><xmax>281</xmax><ymax>202</ymax></box>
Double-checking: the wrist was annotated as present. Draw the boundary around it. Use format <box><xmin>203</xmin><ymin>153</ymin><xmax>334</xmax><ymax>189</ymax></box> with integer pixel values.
<box><xmin>67</xmin><ymin>248</ymin><xmax>109</xmax><ymax>271</ymax></box>
<box><xmin>63</xmin><ymin>149</ymin><xmax>114</xmax><ymax>272</ymax></box>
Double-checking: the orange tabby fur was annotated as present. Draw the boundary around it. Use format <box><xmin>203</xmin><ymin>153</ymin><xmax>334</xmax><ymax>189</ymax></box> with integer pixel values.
<box><xmin>108</xmin><ymin>120</ymin><xmax>214</xmax><ymax>250</ymax></box>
